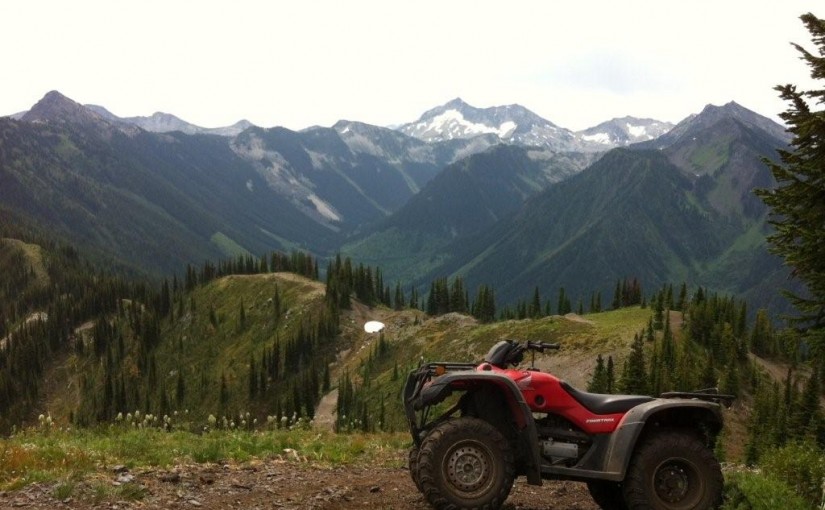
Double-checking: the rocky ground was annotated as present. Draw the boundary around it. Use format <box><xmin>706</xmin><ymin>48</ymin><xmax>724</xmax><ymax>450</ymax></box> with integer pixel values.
<box><xmin>1</xmin><ymin>458</ymin><xmax>601</xmax><ymax>510</ymax></box>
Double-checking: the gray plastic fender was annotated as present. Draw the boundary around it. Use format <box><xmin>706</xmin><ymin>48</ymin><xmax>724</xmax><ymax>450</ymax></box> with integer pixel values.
<box><xmin>412</xmin><ymin>371</ymin><xmax>543</xmax><ymax>485</ymax></box>
<box><xmin>601</xmin><ymin>398</ymin><xmax>724</xmax><ymax>480</ymax></box>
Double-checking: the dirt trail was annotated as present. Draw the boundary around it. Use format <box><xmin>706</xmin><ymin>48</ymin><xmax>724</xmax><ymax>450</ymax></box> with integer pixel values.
<box><xmin>314</xmin><ymin>303</ymin><xmax>406</xmax><ymax>431</ymax></box>
<box><xmin>2</xmin><ymin>458</ymin><xmax>599</xmax><ymax>510</ymax></box>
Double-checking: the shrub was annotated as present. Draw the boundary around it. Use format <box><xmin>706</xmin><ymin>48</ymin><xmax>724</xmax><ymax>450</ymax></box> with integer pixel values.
<box><xmin>723</xmin><ymin>470</ymin><xmax>810</xmax><ymax>510</ymax></box>
<box><xmin>760</xmin><ymin>440</ymin><xmax>825</xmax><ymax>508</ymax></box>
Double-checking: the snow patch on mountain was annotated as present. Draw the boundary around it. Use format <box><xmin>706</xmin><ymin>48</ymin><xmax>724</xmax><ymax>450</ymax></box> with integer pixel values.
<box><xmin>308</xmin><ymin>194</ymin><xmax>341</xmax><ymax>222</ymax></box>
<box><xmin>397</xmin><ymin>98</ymin><xmax>670</xmax><ymax>152</ymax></box>
<box><xmin>627</xmin><ymin>123</ymin><xmax>648</xmax><ymax>138</ymax></box>
<box><xmin>581</xmin><ymin>132</ymin><xmax>612</xmax><ymax>145</ymax></box>
<box><xmin>230</xmin><ymin>131</ymin><xmax>344</xmax><ymax>227</ymax></box>
<box><xmin>412</xmin><ymin>109</ymin><xmax>516</xmax><ymax>141</ymax></box>
<box><xmin>576</xmin><ymin>117</ymin><xmax>674</xmax><ymax>147</ymax></box>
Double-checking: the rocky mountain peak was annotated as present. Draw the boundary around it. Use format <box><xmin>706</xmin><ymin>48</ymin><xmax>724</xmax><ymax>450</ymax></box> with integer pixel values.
<box><xmin>576</xmin><ymin>116</ymin><xmax>674</xmax><ymax>147</ymax></box>
<box><xmin>21</xmin><ymin>90</ymin><xmax>105</xmax><ymax>126</ymax></box>
<box><xmin>647</xmin><ymin>101</ymin><xmax>790</xmax><ymax>150</ymax></box>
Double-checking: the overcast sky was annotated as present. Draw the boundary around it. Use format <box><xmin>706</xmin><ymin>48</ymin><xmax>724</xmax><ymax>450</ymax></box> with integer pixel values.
<box><xmin>1</xmin><ymin>1</ymin><xmax>820</xmax><ymax>131</ymax></box>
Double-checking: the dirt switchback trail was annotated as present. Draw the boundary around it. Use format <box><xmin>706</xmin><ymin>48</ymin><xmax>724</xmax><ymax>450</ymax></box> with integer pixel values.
<box><xmin>3</xmin><ymin>459</ymin><xmax>600</xmax><ymax>509</ymax></box>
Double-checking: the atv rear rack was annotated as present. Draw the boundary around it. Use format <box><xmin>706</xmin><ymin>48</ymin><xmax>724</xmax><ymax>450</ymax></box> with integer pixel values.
<box><xmin>659</xmin><ymin>388</ymin><xmax>735</xmax><ymax>407</ymax></box>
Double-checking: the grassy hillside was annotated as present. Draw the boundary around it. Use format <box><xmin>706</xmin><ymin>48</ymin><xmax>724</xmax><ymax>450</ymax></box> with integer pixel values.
<box><xmin>333</xmin><ymin>305</ymin><xmax>653</xmax><ymax>433</ymax></box>
<box><xmin>43</xmin><ymin>272</ymin><xmax>341</xmax><ymax>429</ymax></box>
<box><xmin>30</xmin><ymin>260</ymin><xmax>652</xmax><ymax>435</ymax></box>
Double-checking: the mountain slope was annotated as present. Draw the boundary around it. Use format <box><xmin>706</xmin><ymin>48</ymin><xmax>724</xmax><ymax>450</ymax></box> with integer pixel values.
<box><xmin>576</xmin><ymin>116</ymin><xmax>674</xmax><ymax>147</ymax></box>
<box><xmin>398</xmin><ymin>98</ymin><xmax>607</xmax><ymax>152</ymax></box>
<box><xmin>0</xmin><ymin>92</ymin><xmax>340</xmax><ymax>275</ymax></box>
<box><xmin>424</xmin><ymin>103</ymin><xmax>792</xmax><ymax>312</ymax></box>
<box><xmin>342</xmin><ymin>145</ymin><xmax>598</xmax><ymax>281</ymax></box>
<box><xmin>441</xmin><ymin>149</ymin><xmax>729</xmax><ymax>303</ymax></box>
<box><xmin>75</xmin><ymin>103</ymin><xmax>254</xmax><ymax>137</ymax></box>
<box><xmin>4</xmin><ymin>92</ymin><xmax>522</xmax><ymax>276</ymax></box>
<box><xmin>398</xmin><ymin>98</ymin><xmax>676</xmax><ymax>152</ymax></box>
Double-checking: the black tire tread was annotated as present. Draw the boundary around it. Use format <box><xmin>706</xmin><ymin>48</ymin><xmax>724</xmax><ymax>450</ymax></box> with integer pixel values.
<box><xmin>623</xmin><ymin>430</ymin><xmax>723</xmax><ymax>510</ymax></box>
<box><xmin>409</xmin><ymin>446</ymin><xmax>422</xmax><ymax>491</ymax></box>
<box><xmin>417</xmin><ymin>416</ymin><xmax>515</xmax><ymax>510</ymax></box>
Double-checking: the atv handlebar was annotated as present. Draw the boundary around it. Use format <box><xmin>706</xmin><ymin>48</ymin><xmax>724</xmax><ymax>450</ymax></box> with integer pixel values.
<box><xmin>525</xmin><ymin>341</ymin><xmax>561</xmax><ymax>352</ymax></box>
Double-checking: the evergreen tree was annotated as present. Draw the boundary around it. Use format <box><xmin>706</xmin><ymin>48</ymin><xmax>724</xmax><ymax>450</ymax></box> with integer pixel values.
<box><xmin>755</xmin><ymin>13</ymin><xmax>825</xmax><ymax>350</ymax></box>
<box><xmin>750</xmin><ymin>309</ymin><xmax>775</xmax><ymax>356</ymax></box>
<box><xmin>557</xmin><ymin>287</ymin><xmax>571</xmax><ymax>315</ymax></box>
<box><xmin>393</xmin><ymin>282</ymin><xmax>405</xmax><ymax>310</ymax></box>
<box><xmin>792</xmin><ymin>363</ymin><xmax>824</xmax><ymax>439</ymax></box>
<box><xmin>676</xmin><ymin>282</ymin><xmax>688</xmax><ymax>311</ymax></box>
<box><xmin>529</xmin><ymin>287</ymin><xmax>542</xmax><ymax>318</ymax></box>
<box><xmin>652</xmin><ymin>293</ymin><xmax>664</xmax><ymax>330</ymax></box>
<box><xmin>619</xmin><ymin>332</ymin><xmax>648</xmax><ymax>395</ymax></box>
<box><xmin>606</xmin><ymin>356</ymin><xmax>616</xmax><ymax>394</ymax></box>
<box><xmin>409</xmin><ymin>286</ymin><xmax>420</xmax><ymax>310</ymax></box>
<box><xmin>587</xmin><ymin>354</ymin><xmax>608</xmax><ymax>393</ymax></box>
<box><xmin>449</xmin><ymin>277</ymin><xmax>468</xmax><ymax>313</ymax></box>
<box><xmin>471</xmin><ymin>285</ymin><xmax>496</xmax><ymax>323</ymax></box>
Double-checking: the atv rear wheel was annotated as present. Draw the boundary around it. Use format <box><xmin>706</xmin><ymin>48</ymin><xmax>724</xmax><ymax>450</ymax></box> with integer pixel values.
<box><xmin>417</xmin><ymin>416</ymin><xmax>515</xmax><ymax>510</ymax></box>
<box><xmin>623</xmin><ymin>430</ymin><xmax>723</xmax><ymax>510</ymax></box>
<box><xmin>587</xmin><ymin>481</ymin><xmax>628</xmax><ymax>510</ymax></box>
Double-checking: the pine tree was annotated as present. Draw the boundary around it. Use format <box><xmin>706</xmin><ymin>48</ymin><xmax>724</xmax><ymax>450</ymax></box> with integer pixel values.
<box><xmin>792</xmin><ymin>363</ymin><xmax>823</xmax><ymax>439</ymax></box>
<box><xmin>449</xmin><ymin>277</ymin><xmax>468</xmax><ymax>313</ymax></box>
<box><xmin>652</xmin><ymin>293</ymin><xmax>664</xmax><ymax>330</ymax></box>
<box><xmin>755</xmin><ymin>13</ymin><xmax>825</xmax><ymax>350</ymax></box>
<box><xmin>619</xmin><ymin>332</ymin><xmax>649</xmax><ymax>395</ymax></box>
<box><xmin>587</xmin><ymin>355</ymin><xmax>608</xmax><ymax>393</ymax></box>
<box><xmin>393</xmin><ymin>282</ymin><xmax>405</xmax><ymax>310</ymax></box>
<box><xmin>750</xmin><ymin>309</ymin><xmax>775</xmax><ymax>356</ymax></box>
<box><xmin>606</xmin><ymin>356</ymin><xmax>616</xmax><ymax>393</ymax></box>
<box><xmin>530</xmin><ymin>287</ymin><xmax>542</xmax><ymax>318</ymax></box>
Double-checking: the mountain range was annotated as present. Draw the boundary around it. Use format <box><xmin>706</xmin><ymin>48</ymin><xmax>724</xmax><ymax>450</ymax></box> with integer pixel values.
<box><xmin>1</xmin><ymin>91</ymin><xmax>793</xmax><ymax>313</ymax></box>
<box><xmin>398</xmin><ymin>97</ymin><xmax>674</xmax><ymax>151</ymax></box>
<box><xmin>345</xmin><ymin>101</ymin><xmax>792</xmax><ymax>313</ymax></box>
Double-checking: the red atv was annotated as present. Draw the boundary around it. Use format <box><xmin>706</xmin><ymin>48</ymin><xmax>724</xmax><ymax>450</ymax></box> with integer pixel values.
<box><xmin>403</xmin><ymin>339</ymin><xmax>733</xmax><ymax>510</ymax></box>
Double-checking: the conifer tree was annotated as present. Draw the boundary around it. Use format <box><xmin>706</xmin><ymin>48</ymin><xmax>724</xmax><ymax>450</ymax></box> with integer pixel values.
<box><xmin>619</xmin><ymin>332</ymin><xmax>648</xmax><ymax>395</ymax></box>
<box><xmin>756</xmin><ymin>13</ymin><xmax>825</xmax><ymax>350</ymax></box>
<box><xmin>652</xmin><ymin>293</ymin><xmax>664</xmax><ymax>330</ymax></box>
<box><xmin>393</xmin><ymin>282</ymin><xmax>405</xmax><ymax>310</ymax></box>
<box><xmin>606</xmin><ymin>356</ymin><xmax>616</xmax><ymax>394</ymax></box>
<box><xmin>530</xmin><ymin>287</ymin><xmax>542</xmax><ymax>318</ymax></box>
<box><xmin>587</xmin><ymin>354</ymin><xmax>608</xmax><ymax>393</ymax></box>
<box><xmin>557</xmin><ymin>287</ymin><xmax>571</xmax><ymax>315</ymax></box>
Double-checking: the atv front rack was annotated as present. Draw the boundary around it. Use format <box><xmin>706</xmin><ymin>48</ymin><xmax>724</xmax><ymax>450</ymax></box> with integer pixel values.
<box><xmin>403</xmin><ymin>362</ymin><xmax>477</xmax><ymax>444</ymax></box>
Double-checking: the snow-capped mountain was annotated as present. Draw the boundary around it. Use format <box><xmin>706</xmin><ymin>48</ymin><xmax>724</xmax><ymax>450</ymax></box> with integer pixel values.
<box><xmin>398</xmin><ymin>98</ymin><xmax>600</xmax><ymax>152</ymax></box>
<box><xmin>397</xmin><ymin>98</ymin><xmax>673</xmax><ymax>152</ymax></box>
<box><xmin>575</xmin><ymin>116</ymin><xmax>674</xmax><ymax>147</ymax></box>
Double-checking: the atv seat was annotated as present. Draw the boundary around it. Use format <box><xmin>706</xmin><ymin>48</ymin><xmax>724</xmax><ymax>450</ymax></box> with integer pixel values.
<box><xmin>561</xmin><ymin>382</ymin><xmax>654</xmax><ymax>415</ymax></box>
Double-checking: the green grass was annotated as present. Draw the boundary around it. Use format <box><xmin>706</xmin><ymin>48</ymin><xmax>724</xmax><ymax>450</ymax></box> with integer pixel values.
<box><xmin>0</xmin><ymin>427</ymin><xmax>410</xmax><ymax>491</ymax></box>
<box><xmin>210</xmin><ymin>231</ymin><xmax>252</xmax><ymax>258</ymax></box>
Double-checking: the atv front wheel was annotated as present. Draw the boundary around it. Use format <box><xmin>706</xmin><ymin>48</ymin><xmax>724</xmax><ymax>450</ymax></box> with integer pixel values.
<box><xmin>417</xmin><ymin>416</ymin><xmax>515</xmax><ymax>510</ymax></box>
<box><xmin>409</xmin><ymin>446</ymin><xmax>422</xmax><ymax>490</ymax></box>
<box><xmin>623</xmin><ymin>430</ymin><xmax>723</xmax><ymax>510</ymax></box>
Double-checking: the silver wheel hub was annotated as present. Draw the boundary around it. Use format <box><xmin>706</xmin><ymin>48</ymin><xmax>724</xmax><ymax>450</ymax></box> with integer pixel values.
<box><xmin>446</xmin><ymin>444</ymin><xmax>489</xmax><ymax>492</ymax></box>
